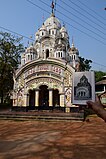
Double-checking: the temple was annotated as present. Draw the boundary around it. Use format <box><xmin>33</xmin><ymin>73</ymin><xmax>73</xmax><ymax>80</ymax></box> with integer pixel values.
<box><xmin>12</xmin><ymin>8</ymin><xmax>80</xmax><ymax>112</ymax></box>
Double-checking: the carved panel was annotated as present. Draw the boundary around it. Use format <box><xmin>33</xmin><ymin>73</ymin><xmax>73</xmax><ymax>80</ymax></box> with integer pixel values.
<box><xmin>65</xmin><ymin>87</ymin><xmax>72</xmax><ymax>107</ymax></box>
<box><xmin>27</xmin><ymin>77</ymin><xmax>62</xmax><ymax>91</ymax></box>
<box><xmin>17</xmin><ymin>88</ymin><xmax>24</xmax><ymax>106</ymax></box>
<box><xmin>64</xmin><ymin>70</ymin><xmax>69</xmax><ymax>86</ymax></box>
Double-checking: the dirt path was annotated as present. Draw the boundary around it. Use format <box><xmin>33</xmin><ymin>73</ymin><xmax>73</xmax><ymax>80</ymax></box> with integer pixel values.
<box><xmin>0</xmin><ymin>117</ymin><xmax>106</xmax><ymax>159</ymax></box>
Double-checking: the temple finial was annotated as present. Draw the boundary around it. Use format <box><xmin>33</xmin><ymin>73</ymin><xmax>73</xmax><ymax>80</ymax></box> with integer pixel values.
<box><xmin>72</xmin><ymin>36</ymin><xmax>74</xmax><ymax>44</ymax></box>
<box><xmin>72</xmin><ymin>36</ymin><xmax>74</xmax><ymax>47</ymax></box>
<box><xmin>51</xmin><ymin>0</ymin><xmax>55</xmax><ymax>13</ymax></box>
<box><xmin>42</xmin><ymin>13</ymin><xmax>44</xmax><ymax>23</ymax></box>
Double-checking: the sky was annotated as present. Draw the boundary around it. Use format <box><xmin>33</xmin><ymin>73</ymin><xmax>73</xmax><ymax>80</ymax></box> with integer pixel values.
<box><xmin>0</xmin><ymin>0</ymin><xmax>106</xmax><ymax>71</ymax></box>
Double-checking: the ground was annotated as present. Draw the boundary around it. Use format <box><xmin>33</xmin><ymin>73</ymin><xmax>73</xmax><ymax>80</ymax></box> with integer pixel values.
<box><xmin>0</xmin><ymin>117</ymin><xmax>106</xmax><ymax>159</ymax></box>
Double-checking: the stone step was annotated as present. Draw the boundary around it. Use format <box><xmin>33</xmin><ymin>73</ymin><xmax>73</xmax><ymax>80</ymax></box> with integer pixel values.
<box><xmin>0</xmin><ymin>112</ymin><xmax>84</xmax><ymax>121</ymax></box>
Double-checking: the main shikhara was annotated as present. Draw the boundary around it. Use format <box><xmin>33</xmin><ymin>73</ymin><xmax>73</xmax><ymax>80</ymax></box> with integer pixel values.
<box><xmin>12</xmin><ymin>11</ymin><xmax>80</xmax><ymax>112</ymax></box>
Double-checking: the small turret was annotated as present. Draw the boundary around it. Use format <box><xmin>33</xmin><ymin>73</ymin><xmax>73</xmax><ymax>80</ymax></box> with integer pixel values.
<box><xmin>22</xmin><ymin>45</ymin><xmax>37</xmax><ymax>64</ymax></box>
<box><xmin>60</xmin><ymin>25</ymin><xmax>69</xmax><ymax>39</ymax></box>
<box><xmin>69</xmin><ymin>41</ymin><xmax>80</xmax><ymax>70</ymax></box>
<box><xmin>39</xmin><ymin>23</ymin><xmax>47</xmax><ymax>37</ymax></box>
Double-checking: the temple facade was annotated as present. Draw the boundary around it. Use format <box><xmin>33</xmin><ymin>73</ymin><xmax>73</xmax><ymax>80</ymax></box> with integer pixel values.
<box><xmin>12</xmin><ymin>11</ymin><xmax>80</xmax><ymax>112</ymax></box>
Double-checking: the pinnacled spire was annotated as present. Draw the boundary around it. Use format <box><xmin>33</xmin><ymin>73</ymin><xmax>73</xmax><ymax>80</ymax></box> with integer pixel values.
<box><xmin>51</xmin><ymin>0</ymin><xmax>55</xmax><ymax>13</ymax></box>
<box><xmin>72</xmin><ymin>36</ymin><xmax>75</xmax><ymax>48</ymax></box>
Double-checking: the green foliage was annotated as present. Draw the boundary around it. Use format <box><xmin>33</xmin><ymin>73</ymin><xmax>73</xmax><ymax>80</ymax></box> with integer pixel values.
<box><xmin>79</xmin><ymin>56</ymin><xmax>92</xmax><ymax>71</ymax></box>
<box><xmin>0</xmin><ymin>32</ymin><xmax>24</xmax><ymax>105</ymax></box>
<box><xmin>95</xmin><ymin>71</ymin><xmax>106</xmax><ymax>82</ymax></box>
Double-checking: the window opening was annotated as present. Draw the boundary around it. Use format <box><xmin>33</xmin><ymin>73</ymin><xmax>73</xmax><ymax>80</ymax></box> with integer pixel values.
<box><xmin>46</xmin><ymin>49</ymin><xmax>49</xmax><ymax>58</ymax></box>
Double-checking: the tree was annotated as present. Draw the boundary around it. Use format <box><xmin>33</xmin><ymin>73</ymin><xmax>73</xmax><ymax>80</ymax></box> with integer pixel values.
<box><xmin>79</xmin><ymin>56</ymin><xmax>92</xmax><ymax>71</ymax></box>
<box><xmin>95</xmin><ymin>71</ymin><xmax>106</xmax><ymax>82</ymax></box>
<box><xmin>0</xmin><ymin>32</ymin><xmax>24</xmax><ymax>105</ymax></box>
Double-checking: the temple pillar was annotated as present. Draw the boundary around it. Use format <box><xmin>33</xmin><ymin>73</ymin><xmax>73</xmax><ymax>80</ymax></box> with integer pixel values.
<box><xmin>49</xmin><ymin>89</ymin><xmax>53</xmax><ymax>106</ymax></box>
<box><xmin>60</xmin><ymin>93</ymin><xmax>65</xmax><ymax>107</ymax></box>
<box><xmin>35</xmin><ymin>89</ymin><xmax>39</xmax><ymax>106</ymax></box>
<box><xmin>27</xmin><ymin>93</ymin><xmax>29</xmax><ymax>106</ymax></box>
<box><xmin>23</xmin><ymin>93</ymin><xmax>28</xmax><ymax>107</ymax></box>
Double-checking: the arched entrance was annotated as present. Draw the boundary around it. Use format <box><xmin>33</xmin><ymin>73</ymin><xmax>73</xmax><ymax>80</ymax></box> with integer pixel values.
<box><xmin>39</xmin><ymin>85</ymin><xmax>49</xmax><ymax>107</ymax></box>
<box><xmin>53</xmin><ymin>89</ymin><xmax>60</xmax><ymax>106</ymax></box>
<box><xmin>29</xmin><ymin>90</ymin><xmax>35</xmax><ymax>106</ymax></box>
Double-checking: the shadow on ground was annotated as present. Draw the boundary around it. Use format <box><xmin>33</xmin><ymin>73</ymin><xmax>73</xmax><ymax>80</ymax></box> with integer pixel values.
<box><xmin>0</xmin><ymin>117</ymin><xmax>106</xmax><ymax>159</ymax></box>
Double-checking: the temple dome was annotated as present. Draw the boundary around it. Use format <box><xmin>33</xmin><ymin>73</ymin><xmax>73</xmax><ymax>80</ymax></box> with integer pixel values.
<box><xmin>60</xmin><ymin>26</ymin><xmax>67</xmax><ymax>33</ymax></box>
<box><xmin>44</xmin><ymin>13</ymin><xmax>61</xmax><ymax>29</ymax></box>
<box><xmin>39</xmin><ymin>23</ymin><xmax>47</xmax><ymax>31</ymax></box>
<box><xmin>26</xmin><ymin>45</ymin><xmax>36</xmax><ymax>53</ymax></box>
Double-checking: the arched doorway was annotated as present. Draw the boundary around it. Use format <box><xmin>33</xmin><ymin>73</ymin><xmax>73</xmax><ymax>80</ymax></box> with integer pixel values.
<box><xmin>53</xmin><ymin>89</ymin><xmax>60</xmax><ymax>106</ymax></box>
<box><xmin>39</xmin><ymin>85</ymin><xmax>49</xmax><ymax>107</ymax></box>
<box><xmin>29</xmin><ymin>90</ymin><xmax>35</xmax><ymax>106</ymax></box>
